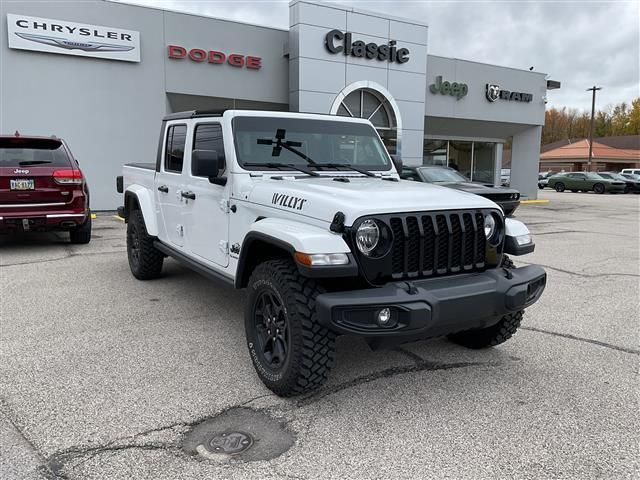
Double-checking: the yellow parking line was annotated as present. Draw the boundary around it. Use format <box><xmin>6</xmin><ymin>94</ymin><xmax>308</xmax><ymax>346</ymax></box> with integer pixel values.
<box><xmin>90</xmin><ymin>213</ymin><xmax>97</xmax><ymax>219</ymax></box>
<box><xmin>113</xmin><ymin>215</ymin><xmax>125</xmax><ymax>222</ymax></box>
<box><xmin>521</xmin><ymin>199</ymin><xmax>550</xmax><ymax>205</ymax></box>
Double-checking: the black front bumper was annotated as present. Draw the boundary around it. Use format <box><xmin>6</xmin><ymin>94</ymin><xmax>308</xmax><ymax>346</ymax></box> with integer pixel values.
<box><xmin>316</xmin><ymin>265</ymin><xmax>546</xmax><ymax>341</ymax></box>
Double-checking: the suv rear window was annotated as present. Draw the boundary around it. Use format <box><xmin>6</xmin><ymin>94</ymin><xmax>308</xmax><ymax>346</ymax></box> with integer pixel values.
<box><xmin>0</xmin><ymin>138</ymin><xmax>71</xmax><ymax>167</ymax></box>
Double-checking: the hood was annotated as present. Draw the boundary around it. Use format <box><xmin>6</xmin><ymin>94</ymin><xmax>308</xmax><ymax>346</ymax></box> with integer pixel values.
<box><xmin>245</xmin><ymin>175</ymin><xmax>500</xmax><ymax>224</ymax></box>
<box><xmin>435</xmin><ymin>181</ymin><xmax>518</xmax><ymax>195</ymax></box>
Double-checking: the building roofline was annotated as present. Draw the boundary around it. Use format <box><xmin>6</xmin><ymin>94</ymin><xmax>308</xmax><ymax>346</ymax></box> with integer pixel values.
<box><xmin>104</xmin><ymin>0</ymin><xmax>289</xmax><ymax>32</ymax></box>
<box><xmin>427</xmin><ymin>54</ymin><xmax>548</xmax><ymax>77</ymax></box>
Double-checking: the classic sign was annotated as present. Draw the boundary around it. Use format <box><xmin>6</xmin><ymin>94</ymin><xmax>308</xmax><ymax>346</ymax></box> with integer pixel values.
<box><xmin>6</xmin><ymin>14</ymin><xmax>140</xmax><ymax>62</ymax></box>
<box><xmin>429</xmin><ymin>76</ymin><xmax>468</xmax><ymax>100</ymax></box>
<box><xmin>486</xmin><ymin>84</ymin><xmax>533</xmax><ymax>103</ymax></box>
<box><xmin>325</xmin><ymin>30</ymin><xmax>409</xmax><ymax>64</ymax></box>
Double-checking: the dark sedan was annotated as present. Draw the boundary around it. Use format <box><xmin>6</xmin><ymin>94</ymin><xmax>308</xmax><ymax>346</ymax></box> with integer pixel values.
<box><xmin>401</xmin><ymin>166</ymin><xmax>521</xmax><ymax>216</ymax></box>
<box><xmin>598</xmin><ymin>172</ymin><xmax>640</xmax><ymax>193</ymax></box>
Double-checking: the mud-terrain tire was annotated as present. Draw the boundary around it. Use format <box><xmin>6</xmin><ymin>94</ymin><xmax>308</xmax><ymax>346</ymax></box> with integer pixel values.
<box><xmin>593</xmin><ymin>183</ymin><xmax>605</xmax><ymax>194</ymax></box>
<box><xmin>245</xmin><ymin>259</ymin><xmax>336</xmax><ymax>397</ymax></box>
<box><xmin>69</xmin><ymin>215</ymin><xmax>92</xmax><ymax>244</ymax></box>
<box><xmin>448</xmin><ymin>255</ymin><xmax>523</xmax><ymax>349</ymax></box>
<box><xmin>554</xmin><ymin>182</ymin><xmax>565</xmax><ymax>192</ymax></box>
<box><xmin>127</xmin><ymin>209</ymin><xmax>163</xmax><ymax>280</ymax></box>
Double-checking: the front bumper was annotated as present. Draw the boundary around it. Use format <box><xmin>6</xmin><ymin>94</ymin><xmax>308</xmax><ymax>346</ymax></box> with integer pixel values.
<box><xmin>497</xmin><ymin>199</ymin><xmax>520</xmax><ymax>216</ymax></box>
<box><xmin>316</xmin><ymin>265</ymin><xmax>546</xmax><ymax>341</ymax></box>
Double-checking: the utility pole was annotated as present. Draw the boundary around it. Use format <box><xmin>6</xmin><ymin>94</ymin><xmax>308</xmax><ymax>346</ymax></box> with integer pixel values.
<box><xmin>586</xmin><ymin>86</ymin><xmax>602</xmax><ymax>172</ymax></box>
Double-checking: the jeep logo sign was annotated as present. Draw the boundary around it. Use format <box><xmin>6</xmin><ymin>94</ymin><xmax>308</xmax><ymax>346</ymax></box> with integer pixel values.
<box><xmin>325</xmin><ymin>30</ymin><xmax>409</xmax><ymax>64</ymax></box>
<box><xmin>486</xmin><ymin>84</ymin><xmax>533</xmax><ymax>103</ymax></box>
<box><xmin>429</xmin><ymin>76</ymin><xmax>468</xmax><ymax>100</ymax></box>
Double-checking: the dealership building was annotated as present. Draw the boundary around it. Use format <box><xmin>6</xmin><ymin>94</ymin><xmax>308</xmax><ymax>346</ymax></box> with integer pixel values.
<box><xmin>0</xmin><ymin>0</ymin><xmax>559</xmax><ymax>210</ymax></box>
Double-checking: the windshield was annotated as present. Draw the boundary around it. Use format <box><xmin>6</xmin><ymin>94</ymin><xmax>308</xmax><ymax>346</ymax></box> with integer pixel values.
<box><xmin>604</xmin><ymin>173</ymin><xmax>627</xmax><ymax>181</ymax></box>
<box><xmin>418</xmin><ymin>167</ymin><xmax>468</xmax><ymax>182</ymax></box>
<box><xmin>233</xmin><ymin>117</ymin><xmax>391</xmax><ymax>171</ymax></box>
<box><xmin>0</xmin><ymin>138</ymin><xmax>71</xmax><ymax>167</ymax></box>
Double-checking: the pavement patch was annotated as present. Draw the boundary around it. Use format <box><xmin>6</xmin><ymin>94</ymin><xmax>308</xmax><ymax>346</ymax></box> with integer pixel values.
<box><xmin>182</xmin><ymin>408</ymin><xmax>294</xmax><ymax>464</ymax></box>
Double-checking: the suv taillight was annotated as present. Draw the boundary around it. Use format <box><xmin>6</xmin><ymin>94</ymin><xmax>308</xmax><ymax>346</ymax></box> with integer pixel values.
<box><xmin>53</xmin><ymin>169</ymin><xmax>83</xmax><ymax>185</ymax></box>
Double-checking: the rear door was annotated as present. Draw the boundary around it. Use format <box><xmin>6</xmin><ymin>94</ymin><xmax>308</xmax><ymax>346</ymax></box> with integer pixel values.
<box><xmin>0</xmin><ymin>137</ymin><xmax>76</xmax><ymax>209</ymax></box>
<box><xmin>155</xmin><ymin>123</ymin><xmax>188</xmax><ymax>248</ymax></box>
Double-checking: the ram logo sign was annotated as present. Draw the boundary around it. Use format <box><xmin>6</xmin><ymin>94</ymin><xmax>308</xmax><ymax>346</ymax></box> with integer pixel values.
<box><xmin>6</xmin><ymin>14</ymin><xmax>140</xmax><ymax>62</ymax></box>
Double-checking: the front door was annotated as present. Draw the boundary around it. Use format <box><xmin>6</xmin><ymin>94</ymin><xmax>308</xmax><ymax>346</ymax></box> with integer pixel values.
<box><xmin>184</xmin><ymin>122</ymin><xmax>230</xmax><ymax>268</ymax></box>
<box><xmin>155</xmin><ymin>123</ymin><xmax>187</xmax><ymax>247</ymax></box>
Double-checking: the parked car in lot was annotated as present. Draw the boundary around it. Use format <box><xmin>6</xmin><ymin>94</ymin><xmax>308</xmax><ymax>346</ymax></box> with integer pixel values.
<box><xmin>0</xmin><ymin>133</ymin><xmax>91</xmax><ymax>243</ymax></box>
<box><xmin>620</xmin><ymin>172</ymin><xmax>640</xmax><ymax>182</ymax></box>
<box><xmin>597</xmin><ymin>172</ymin><xmax>640</xmax><ymax>193</ymax></box>
<box><xmin>401</xmin><ymin>166</ymin><xmax>521</xmax><ymax>216</ymax></box>
<box><xmin>546</xmin><ymin>172</ymin><xmax>626</xmax><ymax>194</ymax></box>
<box><xmin>117</xmin><ymin>110</ymin><xmax>546</xmax><ymax>396</ymax></box>
<box><xmin>538</xmin><ymin>171</ymin><xmax>554</xmax><ymax>189</ymax></box>
<box><xmin>620</xmin><ymin>168</ymin><xmax>640</xmax><ymax>176</ymax></box>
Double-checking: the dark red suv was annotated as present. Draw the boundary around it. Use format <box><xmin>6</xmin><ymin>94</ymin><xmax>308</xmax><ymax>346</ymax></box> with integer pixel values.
<box><xmin>0</xmin><ymin>134</ymin><xmax>91</xmax><ymax>243</ymax></box>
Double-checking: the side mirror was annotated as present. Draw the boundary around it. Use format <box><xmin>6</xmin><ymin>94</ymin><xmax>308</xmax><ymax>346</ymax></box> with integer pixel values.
<box><xmin>390</xmin><ymin>154</ymin><xmax>402</xmax><ymax>174</ymax></box>
<box><xmin>192</xmin><ymin>149</ymin><xmax>224</xmax><ymax>179</ymax></box>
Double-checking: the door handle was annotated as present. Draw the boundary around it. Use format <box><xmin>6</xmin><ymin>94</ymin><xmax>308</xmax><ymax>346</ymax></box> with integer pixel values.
<box><xmin>157</xmin><ymin>185</ymin><xmax>169</xmax><ymax>193</ymax></box>
<box><xmin>181</xmin><ymin>191</ymin><xmax>196</xmax><ymax>200</ymax></box>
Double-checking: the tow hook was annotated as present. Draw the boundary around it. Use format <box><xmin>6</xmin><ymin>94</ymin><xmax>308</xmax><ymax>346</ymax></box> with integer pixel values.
<box><xmin>502</xmin><ymin>268</ymin><xmax>513</xmax><ymax>280</ymax></box>
<box><xmin>400</xmin><ymin>281</ymin><xmax>419</xmax><ymax>295</ymax></box>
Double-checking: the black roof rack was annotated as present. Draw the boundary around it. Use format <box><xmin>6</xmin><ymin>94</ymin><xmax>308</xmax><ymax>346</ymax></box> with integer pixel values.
<box><xmin>163</xmin><ymin>109</ymin><xmax>228</xmax><ymax>121</ymax></box>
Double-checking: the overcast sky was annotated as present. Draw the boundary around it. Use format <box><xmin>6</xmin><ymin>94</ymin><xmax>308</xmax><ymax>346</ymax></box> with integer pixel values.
<box><xmin>114</xmin><ymin>0</ymin><xmax>639</xmax><ymax>112</ymax></box>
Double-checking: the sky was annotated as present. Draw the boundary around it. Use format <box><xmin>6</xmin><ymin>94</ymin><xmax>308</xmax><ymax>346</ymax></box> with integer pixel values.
<box><xmin>113</xmin><ymin>0</ymin><xmax>639</xmax><ymax>113</ymax></box>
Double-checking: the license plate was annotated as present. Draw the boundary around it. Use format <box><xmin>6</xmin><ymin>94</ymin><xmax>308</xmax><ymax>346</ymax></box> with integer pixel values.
<box><xmin>10</xmin><ymin>179</ymin><xmax>35</xmax><ymax>190</ymax></box>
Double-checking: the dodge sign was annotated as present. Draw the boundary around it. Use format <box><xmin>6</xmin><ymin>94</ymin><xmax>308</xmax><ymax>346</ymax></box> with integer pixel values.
<box><xmin>6</xmin><ymin>14</ymin><xmax>140</xmax><ymax>62</ymax></box>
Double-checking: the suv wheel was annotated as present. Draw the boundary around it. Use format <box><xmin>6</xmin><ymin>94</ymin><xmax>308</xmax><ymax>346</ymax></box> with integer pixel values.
<box><xmin>593</xmin><ymin>183</ymin><xmax>605</xmax><ymax>194</ymax></box>
<box><xmin>554</xmin><ymin>182</ymin><xmax>565</xmax><ymax>192</ymax></box>
<box><xmin>448</xmin><ymin>255</ymin><xmax>523</xmax><ymax>349</ymax></box>
<box><xmin>127</xmin><ymin>209</ymin><xmax>164</xmax><ymax>280</ymax></box>
<box><xmin>69</xmin><ymin>215</ymin><xmax>92</xmax><ymax>244</ymax></box>
<box><xmin>245</xmin><ymin>259</ymin><xmax>336</xmax><ymax>397</ymax></box>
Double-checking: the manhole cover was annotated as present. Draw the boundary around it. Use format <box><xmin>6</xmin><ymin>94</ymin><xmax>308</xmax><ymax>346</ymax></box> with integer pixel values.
<box><xmin>208</xmin><ymin>431</ymin><xmax>253</xmax><ymax>454</ymax></box>
<box><xmin>182</xmin><ymin>407</ymin><xmax>295</xmax><ymax>463</ymax></box>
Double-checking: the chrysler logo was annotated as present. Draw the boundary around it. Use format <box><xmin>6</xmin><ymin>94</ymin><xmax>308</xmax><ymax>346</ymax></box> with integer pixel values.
<box><xmin>15</xmin><ymin>32</ymin><xmax>135</xmax><ymax>52</ymax></box>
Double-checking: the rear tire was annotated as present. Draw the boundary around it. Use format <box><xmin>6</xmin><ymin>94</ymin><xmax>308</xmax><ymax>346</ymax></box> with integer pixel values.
<box><xmin>448</xmin><ymin>311</ymin><xmax>524</xmax><ymax>349</ymax></box>
<box><xmin>554</xmin><ymin>183</ymin><xmax>565</xmax><ymax>192</ymax></box>
<box><xmin>69</xmin><ymin>215</ymin><xmax>92</xmax><ymax>244</ymax></box>
<box><xmin>127</xmin><ymin>209</ymin><xmax>163</xmax><ymax>280</ymax></box>
<box><xmin>593</xmin><ymin>183</ymin><xmax>605</xmax><ymax>194</ymax></box>
<box><xmin>245</xmin><ymin>259</ymin><xmax>336</xmax><ymax>397</ymax></box>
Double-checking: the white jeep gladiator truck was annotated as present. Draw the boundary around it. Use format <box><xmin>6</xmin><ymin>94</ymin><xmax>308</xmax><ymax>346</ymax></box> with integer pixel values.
<box><xmin>116</xmin><ymin>110</ymin><xmax>546</xmax><ymax>397</ymax></box>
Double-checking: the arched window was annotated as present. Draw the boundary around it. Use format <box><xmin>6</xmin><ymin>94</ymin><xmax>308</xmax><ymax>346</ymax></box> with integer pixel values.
<box><xmin>336</xmin><ymin>89</ymin><xmax>398</xmax><ymax>154</ymax></box>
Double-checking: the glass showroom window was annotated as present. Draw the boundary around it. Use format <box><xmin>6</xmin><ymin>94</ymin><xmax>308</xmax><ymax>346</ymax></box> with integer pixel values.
<box><xmin>423</xmin><ymin>139</ymin><xmax>497</xmax><ymax>183</ymax></box>
<box><xmin>337</xmin><ymin>89</ymin><xmax>397</xmax><ymax>154</ymax></box>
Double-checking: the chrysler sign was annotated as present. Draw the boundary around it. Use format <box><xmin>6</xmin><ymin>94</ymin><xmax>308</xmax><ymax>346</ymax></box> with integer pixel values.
<box><xmin>6</xmin><ymin>14</ymin><xmax>140</xmax><ymax>62</ymax></box>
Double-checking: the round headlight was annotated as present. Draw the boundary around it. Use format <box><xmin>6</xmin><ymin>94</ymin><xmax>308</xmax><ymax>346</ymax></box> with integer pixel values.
<box><xmin>484</xmin><ymin>213</ymin><xmax>496</xmax><ymax>239</ymax></box>
<box><xmin>356</xmin><ymin>219</ymin><xmax>380</xmax><ymax>255</ymax></box>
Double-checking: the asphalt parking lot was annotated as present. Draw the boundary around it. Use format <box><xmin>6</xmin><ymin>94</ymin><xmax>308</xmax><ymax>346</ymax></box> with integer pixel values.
<box><xmin>1</xmin><ymin>189</ymin><xmax>638</xmax><ymax>479</ymax></box>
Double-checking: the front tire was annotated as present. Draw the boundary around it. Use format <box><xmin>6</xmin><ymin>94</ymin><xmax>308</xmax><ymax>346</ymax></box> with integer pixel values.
<box><xmin>554</xmin><ymin>183</ymin><xmax>565</xmax><ymax>192</ymax></box>
<box><xmin>245</xmin><ymin>259</ymin><xmax>336</xmax><ymax>397</ymax></box>
<box><xmin>69</xmin><ymin>215</ymin><xmax>92</xmax><ymax>244</ymax></box>
<box><xmin>593</xmin><ymin>183</ymin><xmax>605</xmax><ymax>194</ymax></box>
<box><xmin>127</xmin><ymin>209</ymin><xmax>164</xmax><ymax>280</ymax></box>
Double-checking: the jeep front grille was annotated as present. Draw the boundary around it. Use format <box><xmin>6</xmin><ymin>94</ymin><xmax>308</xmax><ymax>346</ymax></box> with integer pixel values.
<box><xmin>388</xmin><ymin>212</ymin><xmax>486</xmax><ymax>279</ymax></box>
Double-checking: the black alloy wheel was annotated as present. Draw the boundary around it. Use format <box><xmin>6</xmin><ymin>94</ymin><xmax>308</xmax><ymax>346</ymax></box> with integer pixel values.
<box><xmin>253</xmin><ymin>289</ymin><xmax>289</xmax><ymax>370</ymax></box>
<box><xmin>555</xmin><ymin>182</ymin><xmax>565</xmax><ymax>192</ymax></box>
<box><xmin>593</xmin><ymin>183</ymin><xmax>605</xmax><ymax>194</ymax></box>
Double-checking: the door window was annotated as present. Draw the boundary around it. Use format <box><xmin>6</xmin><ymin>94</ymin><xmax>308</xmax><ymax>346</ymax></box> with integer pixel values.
<box><xmin>192</xmin><ymin>123</ymin><xmax>224</xmax><ymax>176</ymax></box>
<box><xmin>165</xmin><ymin>124</ymin><xmax>187</xmax><ymax>173</ymax></box>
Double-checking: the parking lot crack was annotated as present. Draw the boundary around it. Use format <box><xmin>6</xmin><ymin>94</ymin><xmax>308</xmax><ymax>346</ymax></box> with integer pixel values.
<box><xmin>521</xmin><ymin>326</ymin><xmax>640</xmax><ymax>355</ymax></box>
<box><xmin>517</xmin><ymin>260</ymin><xmax>639</xmax><ymax>279</ymax></box>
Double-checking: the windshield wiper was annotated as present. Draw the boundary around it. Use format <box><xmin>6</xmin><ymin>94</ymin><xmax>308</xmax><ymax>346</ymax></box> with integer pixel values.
<box><xmin>257</xmin><ymin>129</ymin><xmax>318</xmax><ymax>165</ymax></box>
<box><xmin>243</xmin><ymin>162</ymin><xmax>319</xmax><ymax>177</ymax></box>
<box><xmin>19</xmin><ymin>160</ymin><xmax>52</xmax><ymax>166</ymax></box>
<box><xmin>314</xmin><ymin>163</ymin><xmax>378</xmax><ymax>178</ymax></box>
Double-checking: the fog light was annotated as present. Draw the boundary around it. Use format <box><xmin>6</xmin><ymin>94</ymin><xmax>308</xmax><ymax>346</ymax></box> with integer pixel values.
<box><xmin>377</xmin><ymin>308</ymin><xmax>391</xmax><ymax>326</ymax></box>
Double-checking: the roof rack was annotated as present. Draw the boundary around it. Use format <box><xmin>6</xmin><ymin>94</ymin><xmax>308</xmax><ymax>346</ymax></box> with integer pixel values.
<box><xmin>163</xmin><ymin>109</ymin><xmax>228</xmax><ymax>121</ymax></box>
